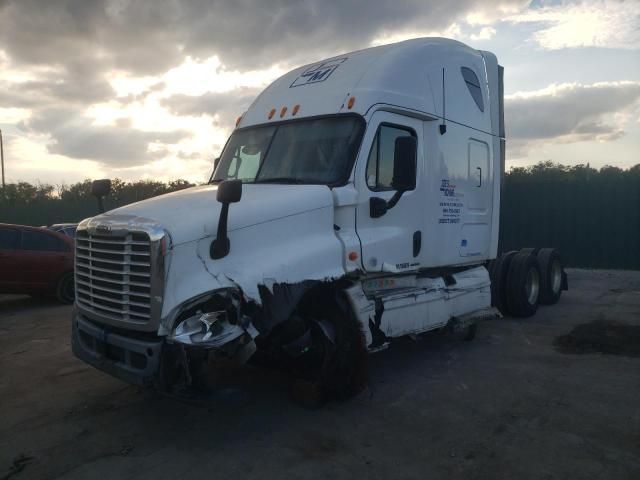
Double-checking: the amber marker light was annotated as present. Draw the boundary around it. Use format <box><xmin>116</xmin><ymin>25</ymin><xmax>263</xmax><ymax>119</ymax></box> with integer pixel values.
<box><xmin>235</xmin><ymin>116</ymin><xmax>242</xmax><ymax>127</ymax></box>
<box><xmin>348</xmin><ymin>251</ymin><xmax>359</xmax><ymax>261</ymax></box>
<box><xmin>292</xmin><ymin>104</ymin><xmax>300</xmax><ymax>116</ymax></box>
<box><xmin>268</xmin><ymin>108</ymin><xmax>276</xmax><ymax>119</ymax></box>
<box><xmin>280</xmin><ymin>106</ymin><xmax>288</xmax><ymax>118</ymax></box>
<box><xmin>347</xmin><ymin>96</ymin><xmax>356</xmax><ymax>109</ymax></box>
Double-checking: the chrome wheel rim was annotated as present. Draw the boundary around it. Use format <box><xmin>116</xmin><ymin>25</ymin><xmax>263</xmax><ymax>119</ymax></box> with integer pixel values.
<box><xmin>525</xmin><ymin>268</ymin><xmax>540</xmax><ymax>305</ymax></box>
<box><xmin>550</xmin><ymin>260</ymin><xmax>562</xmax><ymax>295</ymax></box>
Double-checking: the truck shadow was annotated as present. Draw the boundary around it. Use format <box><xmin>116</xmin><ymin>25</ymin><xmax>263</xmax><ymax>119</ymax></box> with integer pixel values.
<box><xmin>147</xmin><ymin>329</ymin><xmax>472</xmax><ymax>413</ymax></box>
<box><xmin>47</xmin><ymin>331</ymin><xmax>481</xmax><ymax>474</ymax></box>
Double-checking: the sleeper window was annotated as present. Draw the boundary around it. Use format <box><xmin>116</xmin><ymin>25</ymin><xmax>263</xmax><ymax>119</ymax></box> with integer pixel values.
<box><xmin>461</xmin><ymin>67</ymin><xmax>484</xmax><ymax>112</ymax></box>
<box><xmin>366</xmin><ymin>125</ymin><xmax>415</xmax><ymax>191</ymax></box>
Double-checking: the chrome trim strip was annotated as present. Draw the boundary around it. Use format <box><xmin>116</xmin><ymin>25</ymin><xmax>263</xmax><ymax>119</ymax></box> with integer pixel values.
<box><xmin>76</xmin><ymin>287</ymin><xmax>151</xmax><ymax>308</ymax></box>
<box><xmin>76</xmin><ymin>272</ymin><xmax>150</xmax><ymax>288</ymax></box>
<box><xmin>76</xmin><ymin>279</ymin><xmax>151</xmax><ymax>297</ymax></box>
<box><xmin>77</xmin><ymin>298</ymin><xmax>150</xmax><ymax>320</ymax></box>
<box><xmin>77</xmin><ymin>246</ymin><xmax>151</xmax><ymax>256</ymax></box>
<box><xmin>76</xmin><ymin>254</ymin><xmax>151</xmax><ymax>267</ymax></box>
<box><xmin>77</xmin><ymin>264</ymin><xmax>151</xmax><ymax>278</ymax></box>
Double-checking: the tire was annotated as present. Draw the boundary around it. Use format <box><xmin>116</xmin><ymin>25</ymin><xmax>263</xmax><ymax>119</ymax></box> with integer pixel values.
<box><xmin>489</xmin><ymin>251</ymin><xmax>517</xmax><ymax>315</ymax></box>
<box><xmin>56</xmin><ymin>272</ymin><xmax>75</xmax><ymax>304</ymax></box>
<box><xmin>288</xmin><ymin>293</ymin><xmax>368</xmax><ymax>406</ymax></box>
<box><xmin>463</xmin><ymin>323</ymin><xmax>478</xmax><ymax>341</ymax></box>
<box><xmin>448</xmin><ymin>318</ymin><xmax>477</xmax><ymax>342</ymax></box>
<box><xmin>506</xmin><ymin>252</ymin><xmax>540</xmax><ymax>318</ymax></box>
<box><xmin>537</xmin><ymin>248</ymin><xmax>563</xmax><ymax>305</ymax></box>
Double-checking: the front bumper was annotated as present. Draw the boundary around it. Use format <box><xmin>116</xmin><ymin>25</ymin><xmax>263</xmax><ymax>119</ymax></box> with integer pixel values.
<box><xmin>72</xmin><ymin>310</ymin><xmax>163</xmax><ymax>387</ymax></box>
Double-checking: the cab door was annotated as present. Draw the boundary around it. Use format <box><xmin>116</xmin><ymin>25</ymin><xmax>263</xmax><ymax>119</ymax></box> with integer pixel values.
<box><xmin>355</xmin><ymin>111</ymin><xmax>424</xmax><ymax>273</ymax></box>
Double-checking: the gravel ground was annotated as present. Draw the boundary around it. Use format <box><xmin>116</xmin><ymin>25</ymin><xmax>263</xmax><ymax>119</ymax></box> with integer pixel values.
<box><xmin>1</xmin><ymin>269</ymin><xmax>639</xmax><ymax>480</ymax></box>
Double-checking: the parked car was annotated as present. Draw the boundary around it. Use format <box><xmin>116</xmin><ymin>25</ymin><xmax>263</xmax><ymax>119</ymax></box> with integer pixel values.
<box><xmin>0</xmin><ymin>223</ymin><xmax>75</xmax><ymax>303</ymax></box>
<box><xmin>47</xmin><ymin>223</ymin><xmax>78</xmax><ymax>238</ymax></box>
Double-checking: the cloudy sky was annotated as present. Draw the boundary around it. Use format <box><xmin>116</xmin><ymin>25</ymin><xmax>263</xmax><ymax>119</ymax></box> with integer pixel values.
<box><xmin>0</xmin><ymin>0</ymin><xmax>638</xmax><ymax>185</ymax></box>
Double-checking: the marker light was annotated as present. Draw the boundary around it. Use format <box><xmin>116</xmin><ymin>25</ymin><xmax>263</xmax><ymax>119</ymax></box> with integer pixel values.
<box><xmin>347</xmin><ymin>97</ymin><xmax>356</xmax><ymax>109</ymax></box>
<box><xmin>292</xmin><ymin>104</ymin><xmax>300</xmax><ymax>116</ymax></box>
<box><xmin>348</xmin><ymin>251</ymin><xmax>358</xmax><ymax>261</ymax></box>
<box><xmin>235</xmin><ymin>116</ymin><xmax>242</xmax><ymax>127</ymax></box>
<box><xmin>268</xmin><ymin>108</ymin><xmax>276</xmax><ymax>119</ymax></box>
<box><xmin>280</xmin><ymin>106</ymin><xmax>288</xmax><ymax>118</ymax></box>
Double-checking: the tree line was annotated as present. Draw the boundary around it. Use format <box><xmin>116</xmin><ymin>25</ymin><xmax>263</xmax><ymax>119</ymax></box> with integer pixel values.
<box><xmin>0</xmin><ymin>161</ymin><xmax>638</xmax><ymax>228</ymax></box>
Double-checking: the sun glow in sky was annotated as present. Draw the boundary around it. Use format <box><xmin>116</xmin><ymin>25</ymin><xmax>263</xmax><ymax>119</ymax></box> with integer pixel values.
<box><xmin>0</xmin><ymin>0</ymin><xmax>638</xmax><ymax>185</ymax></box>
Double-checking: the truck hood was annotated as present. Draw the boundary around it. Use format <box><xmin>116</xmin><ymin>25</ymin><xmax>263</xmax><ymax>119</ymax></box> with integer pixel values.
<box><xmin>105</xmin><ymin>183</ymin><xmax>334</xmax><ymax>246</ymax></box>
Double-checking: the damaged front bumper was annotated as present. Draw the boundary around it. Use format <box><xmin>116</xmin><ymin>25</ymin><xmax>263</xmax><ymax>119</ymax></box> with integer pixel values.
<box><xmin>72</xmin><ymin>302</ymin><xmax>260</xmax><ymax>390</ymax></box>
<box><xmin>72</xmin><ymin>310</ymin><xmax>163</xmax><ymax>387</ymax></box>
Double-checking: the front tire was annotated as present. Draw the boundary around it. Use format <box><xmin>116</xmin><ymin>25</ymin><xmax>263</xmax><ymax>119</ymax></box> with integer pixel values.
<box><xmin>289</xmin><ymin>293</ymin><xmax>368</xmax><ymax>405</ymax></box>
<box><xmin>56</xmin><ymin>272</ymin><xmax>75</xmax><ymax>304</ymax></box>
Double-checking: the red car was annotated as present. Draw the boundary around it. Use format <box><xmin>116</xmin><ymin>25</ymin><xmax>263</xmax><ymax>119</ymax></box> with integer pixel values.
<box><xmin>0</xmin><ymin>223</ymin><xmax>75</xmax><ymax>303</ymax></box>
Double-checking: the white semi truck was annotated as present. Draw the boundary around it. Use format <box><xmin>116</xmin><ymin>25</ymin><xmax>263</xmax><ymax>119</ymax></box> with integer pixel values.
<box><xmin>72</xmin><ymin>38</ymin><xmax>567</xmax><ymax>400</ymax></box>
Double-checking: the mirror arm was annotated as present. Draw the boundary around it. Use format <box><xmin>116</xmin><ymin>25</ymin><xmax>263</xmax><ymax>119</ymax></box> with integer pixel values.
<box><xmin>386</xmin><ymin>190</ymin><xmax>404</xmax><ymax>210</ymax></box>
<box><xmin>210</xmin><ymin>202</ymin><xmax>231</xmax><ymax>259</ymax></box>
<box><xmin>370</xmin><ymin>190</ymin><xmax>406</xmax><ymax>218</ymax></box>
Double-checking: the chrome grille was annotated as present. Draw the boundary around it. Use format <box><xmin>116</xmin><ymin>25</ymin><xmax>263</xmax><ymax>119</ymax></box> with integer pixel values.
<box><xmin>76</xmin><ymin>230</ymin><xmax>154</xmax><ymax>323</ymax></box>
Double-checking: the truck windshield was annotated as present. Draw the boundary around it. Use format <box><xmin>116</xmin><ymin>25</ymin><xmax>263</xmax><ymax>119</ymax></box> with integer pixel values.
<box><xmin>210</xmin><ymin>116</ymin><xmax>364</xmax><ymax>186</ymax></box>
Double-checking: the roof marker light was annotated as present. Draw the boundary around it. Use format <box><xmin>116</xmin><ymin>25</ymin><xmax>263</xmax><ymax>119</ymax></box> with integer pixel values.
<box><xmin>268</xmin><ymin>108</ymin><xmax>276</xmax><ymax>119</ymax></box>
<box><xmin>347</xmin><ymin>96</ymin><xmax>356</xmax><ymax>109</ymax></box>
<box><xmin>235</xmin><ymin>116</ymin><xmax>242</xmax><ymax>127</ymax></box>
<box><xmin>280</xmin><ymin>106</ymin><xmax>288</xmax><ymax>118</ymax></box>
<box><xmin>292</xmin><ymin>104</ymin><xmax>300</xmax><ymax>116</ymax></box>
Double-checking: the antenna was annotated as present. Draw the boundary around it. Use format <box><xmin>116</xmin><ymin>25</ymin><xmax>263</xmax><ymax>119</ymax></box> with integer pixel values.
<box><xmin>439</xmin><ymin>68</ymin><xmax>447</xmax><ymax>135</ymax></box>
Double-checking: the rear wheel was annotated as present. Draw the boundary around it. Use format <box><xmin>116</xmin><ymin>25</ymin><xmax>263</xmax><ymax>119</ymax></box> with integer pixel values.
<box><xmin>56</xmin><ymin>272</ymin><xmax>75</xmax><ymax>304</ymax></box>
<box><xmin>489</xmin><ymin>251</ymin><xmax>517</xmax><ymax>315</ymax></box>
<box><xmin>537</xmin><ymin>248</ymin><xmax>563</xmax><ymax>305</ymax></box>
<box><xmin>506</xmin><ymin>252</ymin><xmax>540</xmax><ymax>318</ymax></box>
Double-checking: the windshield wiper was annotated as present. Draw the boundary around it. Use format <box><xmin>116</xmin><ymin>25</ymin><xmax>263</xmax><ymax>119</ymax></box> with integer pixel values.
<box><xmin>254</xmin><ymin>177</ymin><xmax>314</xmax><ymax>184</ymax></box>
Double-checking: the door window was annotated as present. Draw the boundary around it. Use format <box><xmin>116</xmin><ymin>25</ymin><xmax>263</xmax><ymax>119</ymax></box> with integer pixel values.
<box><xmin>21</xmin><ymin>230</ymin><xmax>69</xmax><ymax>252</ymax></box>
<box><xmin>366</xmin><ymin>125</ymin><xmax>416</xmax><ymax>191</ymax></box>
<box><xmin>0</xmin><ymin>228</ymin><xmax>20</xmax><ymax>249</ymax></box>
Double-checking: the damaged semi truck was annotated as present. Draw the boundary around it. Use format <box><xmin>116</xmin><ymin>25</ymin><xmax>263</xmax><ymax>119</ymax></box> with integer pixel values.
<box><xmin>72</xmin><ymin>38</ymin><xmax>567</xmax><ymax>401</ymax></box>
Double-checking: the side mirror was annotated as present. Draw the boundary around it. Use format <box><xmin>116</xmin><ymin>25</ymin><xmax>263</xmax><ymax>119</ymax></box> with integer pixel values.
<box><xmin>91</xmin><ymin>179</ymin><xmax>111</xmax><ymax>198</ymax></box>
<box><xmin>91</xmin><ymin>179</ymin><xmax>111</xmax><ymax>213</ymax></box>
<box><xmin>216</xmin><ymin>179</ymin><xmax>242</xmax><ymax>204</ymax></box>
<box><xmin>211</xmin><ymin>180</ymin><xmax>242</xmax><ymax>259</ymax></box>
<box><xmin>369</xmin><ymin>136</ymin><xmax>417</xmax><ymax>219</ymax></box>
<box><xmin>391</xmin><ymin>136</ymin><xmax>417</xmax><ymax>192</ymax></box>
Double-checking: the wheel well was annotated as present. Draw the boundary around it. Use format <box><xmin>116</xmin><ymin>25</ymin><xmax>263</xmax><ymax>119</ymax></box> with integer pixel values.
<box><xmin>295</xmin><ymin>282</ymin><xmax>346</xmax><ymax>319</ymax></box>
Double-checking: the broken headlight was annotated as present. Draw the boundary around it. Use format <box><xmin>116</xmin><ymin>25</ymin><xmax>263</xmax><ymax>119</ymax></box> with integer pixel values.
<box><xmin>170</xmin><ymin>311</ymin><xmax>241</xmax><ymax>346</ymax></box>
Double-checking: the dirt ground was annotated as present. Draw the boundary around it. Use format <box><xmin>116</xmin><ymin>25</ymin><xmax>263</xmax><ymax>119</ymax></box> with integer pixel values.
<box><xmin>1</xmin><ymin>269</ymin><xmax>639</xmax><ymax>480</ymax></box>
